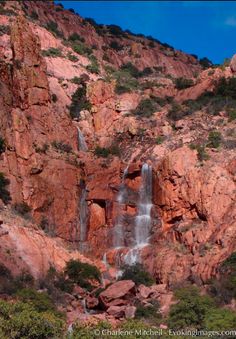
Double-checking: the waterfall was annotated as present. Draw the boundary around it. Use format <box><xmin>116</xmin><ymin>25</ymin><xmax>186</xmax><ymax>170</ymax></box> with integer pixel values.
<box><xmin>124</xmin><ymin>163</ymin><xmax>153</xmax><ymax>265</ymax></box>
<box><xmin>79</xmin><ymin>181</ymin><xmax>88</xmax><ymax>252</ymax></box>
<box><xmin>135</xmin><ymin>163</ymin><xmax>153</xmax><ymax>246</ymax></box>
<box><xmin>106</xmin><ymin>163</ymin><xmax>153</xmax><ymax>269</ymax></box>
<box><xmin>113</xmin><ymin>167</ymin><xmax>128</xmax><ymax>248</ymax></box>
<box><xmin>77</xmin><ymin>127</ymin><xmax>88</xmax><ymax>152</ymax></box>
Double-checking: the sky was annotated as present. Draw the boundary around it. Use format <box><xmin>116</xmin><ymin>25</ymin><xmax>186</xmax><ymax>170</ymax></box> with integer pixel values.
<box><xmin>55</xmin><ymin>1</ymin><xmax>236</xmax><ymax>64</ymax></box>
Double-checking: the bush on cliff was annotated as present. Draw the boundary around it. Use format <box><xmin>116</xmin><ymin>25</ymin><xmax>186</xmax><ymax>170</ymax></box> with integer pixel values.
<box><xmin>199</xmin><ymin>57</ymin><xmax>213</xmax><ymax>69</ymax></box>
<box><xmin>86</xmin><ymin>55</ymin><xmax>100</xmax><ymax>74</ymax></box>
<box><xmin>51</xmin><ymin>141</ymin><xmax>72</xmax><ymax>153</ymax></box>
<box><xmin>13</xmin><ymin>202</ymin><xmax>32</xmax><ymax>217</ymax></box>
<box><xmin>68</xmin><ymin>32</ymin><xmax>85</xmax><ymax>43</ymax></box>
<box><xmin>69</xmin><ymin>85</ymin><xmax>92</xmax><ymax>119</ymax></box>
<box><xmin>119</xmin><ymin>263</ymin><xmax>155</xmax><ymax>286</ymax></box>
<box><xmin>207</xmin><ymin>131</ymin><xmax>222</xmax><ymax>148</ymax></box>
<box><xmin>46</xmin><ymin>21</ymin><xmax>64</xmax><ymax>38</ymax></box>
<box><xmin>71</xmin><ymin>41</ymin><xmax>92</xmax><ymax>56</ymax></box>
<box><xmin>132</xmin><ymin>98</ymin><xmax>157</xmax><ymax>118</ymax></box>
<box><xmin>175</xmin><ymin>77</ymin><xmax>194</xmax><ymax>90</ymax></box>
<box><xmin>42</xmin><ymin>47</ymin><xmax>62</xmax><ymax>58</ymax></box>
<box><xmin>65</xmin><ymin>259</ymin><xmax>101</xmax><ymax>290</ymax></box>
<box><xmin>109</xmin><ymin>40</ymin><xmax>123</xmax><ymax>51</ymax></box>
<box><xmin>0</xmin><ymin>172</ymin><xmax>11</xmax><ymax>205</ymax></box>
<box><xmin>94</xmin><ymin>145</ymin><xmax>121</xmax><ymax>158</ymax></box>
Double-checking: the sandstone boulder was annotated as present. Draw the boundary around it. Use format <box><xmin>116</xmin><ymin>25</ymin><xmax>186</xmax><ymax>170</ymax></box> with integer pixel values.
<box><xmin>106</xmin><ymin>305</ymin><xmax>126</xmax><ymax>318</ymax></box>
<box><xmin>100</xmin><ymin>280</ymin><xmax>135</xmax><ymax>306</ymax></box>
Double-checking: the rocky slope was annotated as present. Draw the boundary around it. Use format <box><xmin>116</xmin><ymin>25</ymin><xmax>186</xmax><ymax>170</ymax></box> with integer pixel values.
<box><xmin>0</xmin><ymin>0</ymin><xmax>235</xmax><ymax>325</ymax></box>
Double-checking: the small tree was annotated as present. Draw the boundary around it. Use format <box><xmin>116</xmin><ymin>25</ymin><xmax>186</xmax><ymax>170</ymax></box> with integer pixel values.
<box><xmin>65</xmin><ymin>259</ymin><xmax>101</xmax><ymax>290</ymax></box>
<box><xmin>175</xmin><ymin>77</ymin><xmax>194</xmax><ymax>90</ymax></box>
<box><xmin>119</xmin><ymin>263</ymin><xmax>155</xmax><ymax>286</ymax></box>
<box><xmin>133</xmin><ymin>98</ymin><xmax>157</xmax><ymax>118</ymax></box>
<box><xmin>208</xmin><ymin>131</ymin><xmax>222</xmax><ymax>148</ymax></box>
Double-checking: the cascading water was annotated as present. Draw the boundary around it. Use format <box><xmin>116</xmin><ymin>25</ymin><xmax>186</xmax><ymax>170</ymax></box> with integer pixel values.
<box><xmin>135</xmin><ymin>163</ymin><xmax>153</xmax><ymax>246</ymax></box>
<box><xmin>79</xmin><ymin>181</ymin><xmax>89</xmax><ymax>252</ymax></box>
<box><xmin>77</xmin><ymin>127</ymin><xmax>88</xmax><ymax>152</ymax></box>
<box><xmin>113</xmin><ymin>167</ymin><xmax>128</xmax><ymax>248</ymax></box>
<box><xmin>104</xmin><ymin>163</ymin><xmax>153</xmax><ymax>272</ymax></box>
<box><xmin>124</xmin><ymin>163</ymin><xmax>153</xmax><ymax>265</ymax></box>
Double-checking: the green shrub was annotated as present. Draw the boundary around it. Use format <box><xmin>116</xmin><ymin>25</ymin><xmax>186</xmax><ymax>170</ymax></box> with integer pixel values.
<box><xmin>71</xmin><ymin>321</ymin><xmax>111</xmax><ymax>339</ymax></box>
<box><xmin>35</xmin><ymin>143</ymin><xmax>49</xmax><ymax>154</ymax></box>
<box><xmin>175</xmin><ymin>77</ymin><xmax>194</xmax><ymax>90</ymax></box>
<box><xmin>71</xmin><ymin>76</ymin><xmax>82</xmax><ymax>85</ymax></box>
<box><xmin>199</xmin><ymin>57</ymin><xmax>213</xmax><ymax>69</ymax></box>
<box><xmin>109</xmin><ymin>40</ymin><xmax>123</xmax><ymax>51</ymax></box>
<box><xmin>221</xmin><ymin>252</ymin><xmax>236</xmax><ymax>270</ymax></box>
<box><xmin>204</xmin><ymin>308</ymin><xmax>236</xmax><ymax>331</ymax></box>
<box><xmin>51</xmin><ymin>141</ymin><xmax>72</xmax><ymax>153</ymax></box>
<box><xmin>207</xmin><ymin>131</ymin><xmax>222</xmax><ymax>148</ymax></box>
<box><xmin>67</xmin><ymin>52</ymin><xmax>78</xmax><ymax>62</ymax></box>
<box><xmin>168</xmin><ymin>286</ymin><xmax>215</xmax><ymax>330</ymax></box>
<box><xmin>65</xmin><ymin>259</ymin><xmax>101</xmax><ymax>290</ymax></box>
<box><xmin>215</xmin><ymin>77</ymin><xmax>236</xmax><ymax>99</ymax></box>
<box><xmin>14</xmin><ymin>271</ymin><xmax>34</xmax><ymax>290</ymax></box>
<box><xmin>228</xmin><ymin>109</ymin><xmax>236</xmax><ymax>121</ymax></box>
<box><xmin>0</xmin><ymin>136</ymin><xmax>6</xmax><ymax>154</ymax></box>
<box><xmin>119</xmin><ymin>263</ymin><xmax>155</xmax><ymax>286</ymax></box>
<box><xmin>0</xmin><ymin>300</ymin><xmax>64</xmax><ymax>339</ymax></box>
<box><xmin>54</xmin><ymin>272</ymin><xmax>74</xmax><ymax>294</ymax></box>
<box><xmin>167</xmin><ymin>102</ymin><xmax>184</xmax><ymax>121</ymax></box>
<box><xmin>86</xmin><ymin>55</ymin><xmax>100</xmax><ymax>74</ymax></box>
<box><xmin>112</xmin><ymin>69</ymin><xmax>140</xmax><ymax>94</ymax></box>
<box><xmin>71</xmin><ymin>41</ymin><xmax>92</xmax><ymax>56</ymax></box>
<box><xmin>46</xmin><ymin>21</ymin><xmax>64</xmax><ymax>38</ymax></box>
<box><xmin>151</xmin><ymin>95</ymin><xmax>174</xmax><ymax>107</ymax></box>
<box><xmin>13</xmin><ymin>202</ymin><xmax>32</xmax><ymax>217</ymax></box>
<box><xmin>155</xmin><ymin>136</ymin><xmax>165</xmax><ymax>145</ymax></box>
<box><xmin>16</xmin><ymin>288</ymin><xmax>56</xmax><ymax>313</ymax></box>
<box><xmin>135</xmin><ymin>302</ymin><xmax>160</xmax><ymax>321</ymax></box>
<box><xmin>94</xmin><ymin>146</ymin><xmax>110</xmax><ymax>158</ymax></box>
<box><xmin>69</xmin><ymin>85</ymin><xmax>92</xmax><ymax>119</ymax></box>
<box><xmin>189</xmin><ymin>144</ymin><xmax>210</xmax><ymax>161</ymax></box>
<box><xmin>42</xmin><ymin>48</ymin><xmax>62</xmax><ymax>57</ymax></box>
<box><xmin>0</xmin><ymin>172</ymin><xmax>11</xmax><ymax>204</ymax></box>
<box><xmin>107</xmin><ymin>24</ymin><xmax>124</xmax><ymax>36</ymax></box>
<box><xmin>133</xmin><ymin>98</ymin><xmax>157</xmax><ymax>118</ymax></box>
<box><xmin>139</xmin><ymin>67</ymin><xmax>153</xmax><ymax>77</ymax></box>
<box><xmin>94</xmin><ymin>145</ymin><xmax>121</xmax><ymax>158</ymax></box>
<box><xmin>120</xmin><ymin>62</ymin><xmax>140</xmax><ymax>78</ymax></box>
<box><xmin>68</xmin><ymin>32</ymin><xmax>85</xmax><ymax>43</ymax></box>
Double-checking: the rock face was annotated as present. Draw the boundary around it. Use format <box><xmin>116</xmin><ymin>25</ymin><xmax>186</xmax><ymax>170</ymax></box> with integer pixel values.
<box><xmin>0</xmin><ymin>14</ymin><xmax>80</xmax><ymax>241</ymax></box>
<box><xmin>0</xmin><ymin>0</ymin><xmax>235</xmax><ymax>294</ymax></box>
